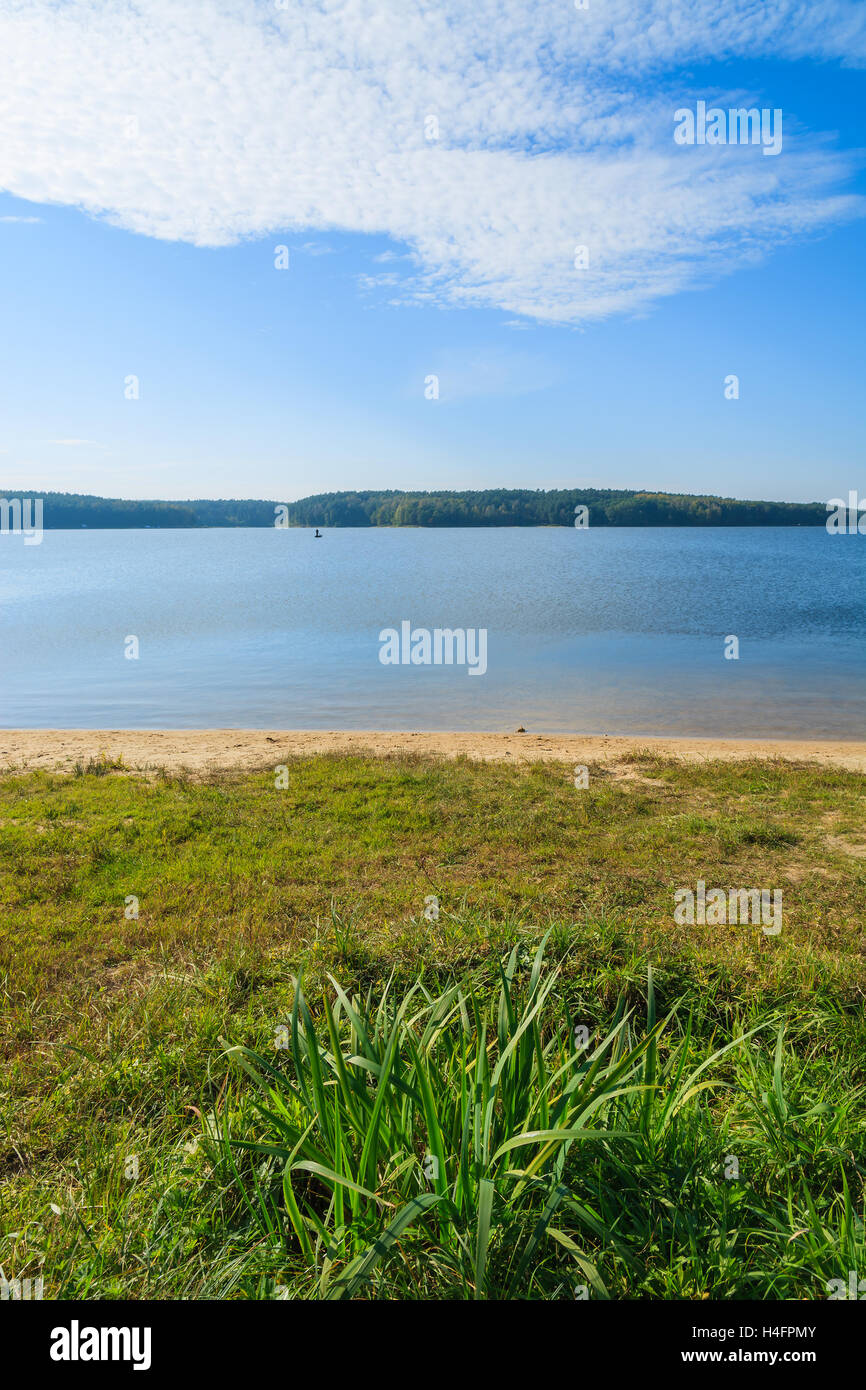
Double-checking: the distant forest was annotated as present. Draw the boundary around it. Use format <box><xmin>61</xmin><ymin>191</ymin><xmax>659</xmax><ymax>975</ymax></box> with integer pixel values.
<box><xmin>3</xmin><ymin>487</ymin><xmax>826</xmax><ymax>528</ymax></box>
<box><xmin>288</xmin><ymin>489</ymin><xmax>826</xmax><ymax>527</ymax></box>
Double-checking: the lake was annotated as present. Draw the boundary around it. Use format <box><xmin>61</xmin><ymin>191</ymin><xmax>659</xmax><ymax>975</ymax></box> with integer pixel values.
<box><xmin>0</xmin><ymin>526</ymin><xmax>863</xmax><ymax>736</ymax></box>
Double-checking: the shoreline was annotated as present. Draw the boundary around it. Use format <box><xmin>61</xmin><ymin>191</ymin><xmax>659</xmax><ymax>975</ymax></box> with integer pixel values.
<box><xmin>2</xmin><ymin>729</ymin><xmax>865</xmax><ymax>772</ymax></box>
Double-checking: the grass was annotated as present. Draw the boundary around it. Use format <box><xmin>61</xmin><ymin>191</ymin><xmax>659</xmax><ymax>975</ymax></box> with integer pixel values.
<box><xmin>1</xmin><ymin>751</ymin><xmax>864</xmax><ymax>1299</ymax></box>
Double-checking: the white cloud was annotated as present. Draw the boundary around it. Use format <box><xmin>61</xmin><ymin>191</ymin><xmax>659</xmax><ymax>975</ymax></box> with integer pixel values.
<box><xmin>0</xmin><ymin>0</ymin><xmax>862</xmax><ymax>324</ymax></box>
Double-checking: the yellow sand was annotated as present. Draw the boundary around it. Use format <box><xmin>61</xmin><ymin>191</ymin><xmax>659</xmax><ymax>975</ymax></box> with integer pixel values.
<box><xmin>1</xmin><ymin>730</ymin><xmax>864</xmax><ymax>773</ymax></box>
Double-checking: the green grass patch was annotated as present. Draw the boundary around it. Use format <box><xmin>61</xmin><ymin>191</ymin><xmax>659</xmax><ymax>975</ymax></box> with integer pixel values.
<box><xmin>1</xmin><ymin>753</ymin><xmax>863</xmax><ymax>1298</ymax></box>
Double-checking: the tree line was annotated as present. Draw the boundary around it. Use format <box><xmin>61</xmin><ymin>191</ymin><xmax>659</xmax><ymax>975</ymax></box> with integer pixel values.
<box><xmin>289</xmin><ymin>489</ymin><xmax>825</xmax><ymax>527</ymax></box>
<box><xmin>2</xmin><ymin>487</ymin><xmax>826</xmax><ymax>528</ymax></box>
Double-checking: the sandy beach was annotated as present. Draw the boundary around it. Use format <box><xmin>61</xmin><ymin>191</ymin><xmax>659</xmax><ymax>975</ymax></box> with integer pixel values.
<box><xmin>2</xmin><ymin>729</ymin><xmax>864</xmax><ymax>773</ymax></box>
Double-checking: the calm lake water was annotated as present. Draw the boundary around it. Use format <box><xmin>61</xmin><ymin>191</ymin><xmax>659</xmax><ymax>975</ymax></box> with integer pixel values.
<box><xmin>1</xmin><ymin>527</ymin><xmax>863</xmax><ymax>736</ymax></box>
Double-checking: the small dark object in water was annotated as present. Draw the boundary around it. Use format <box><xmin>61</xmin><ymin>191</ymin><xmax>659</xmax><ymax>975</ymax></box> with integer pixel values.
<box><xmin>314</xmin><ymin>528</ymin><xmax>322</xmax><ymax>538</ymax></box>
<box><xmin>515</xmin><ymin>725</ymin><xmax>526</xmax><ymax>733</ymax></box>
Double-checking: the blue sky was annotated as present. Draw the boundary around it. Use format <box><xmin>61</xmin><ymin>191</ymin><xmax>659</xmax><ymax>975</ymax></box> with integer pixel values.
<box><xmin>0</xmin><ymin>1</ymin><xmax>864</xmax><ymax>505</ymax></box>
